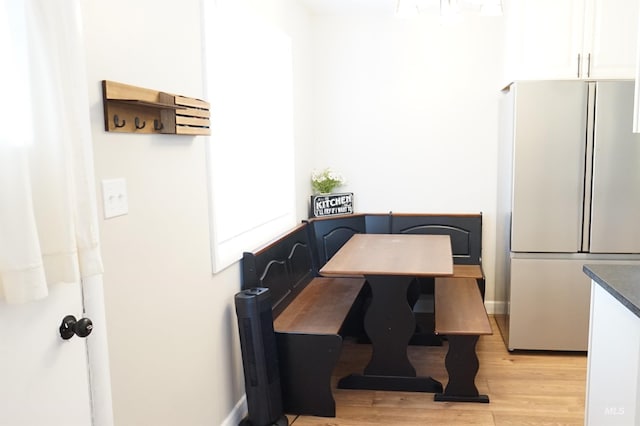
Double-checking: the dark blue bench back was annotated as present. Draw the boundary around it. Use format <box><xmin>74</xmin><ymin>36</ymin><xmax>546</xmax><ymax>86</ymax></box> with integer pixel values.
<box><xmin>243</xmin><ymin>213</ymin><xmax>483</xmax><ymax>314</ymax></box>
<box><xmin>390</xmin><ymin>213</ymin><xmax>482</xmax><ymax>265</ymax></box>
<box><xmin>307</xmin><ymin>213</ymin><xmax>482</xmax><ymax>269</ymax></box>
<box><xmin>306</xmin><ymin>214</ymin><xmax>368</xmax><ymax>271</ymax></box>
<box><xmin>242</xmin><ymin>223</ymin><xmax>314</xmax><ymax>317</ymax></box>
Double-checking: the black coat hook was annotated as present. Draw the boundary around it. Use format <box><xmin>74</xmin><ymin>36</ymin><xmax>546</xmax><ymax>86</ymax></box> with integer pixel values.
<box><xmin>134</xmin><ymin>117</ymin><xmax>146</xmax><ymax>129</ymax></box>
<box><xmin>113</xmin><ymin>115</ymin><xmax>126</xmax><ymax>128</ymax></box>
<box><xmin>153</xmin><ymin>119</ymin><xmax>164</xmax><ymax>131</ymax></box>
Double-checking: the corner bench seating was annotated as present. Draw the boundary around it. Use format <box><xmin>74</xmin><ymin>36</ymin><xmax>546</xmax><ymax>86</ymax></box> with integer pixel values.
<box><xmin>308</xmin><ymin>212</ymin><xmax>486</xmax><ymax>339</ymax></box>
<box><xmin>242</xmin><ymin>223</ymin><xmax>365</xmax><ymax>417</ymax></box>
<box><xmin>306</xmin><ymin>212</ymin><xmax>491</xmax><ymax>403</ymax></box>
<box><xmin>242</xmin><ymin>212</ymin><xmax>491</xmax><ymax>417</ymax></box>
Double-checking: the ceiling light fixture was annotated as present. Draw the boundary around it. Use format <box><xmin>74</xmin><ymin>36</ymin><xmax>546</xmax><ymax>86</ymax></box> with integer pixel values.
<box><xmin>440</xmin><ymin>0</ymin><xmax>462</xmax><ymax>23</ymax></box>
<box><xmin>395</xmin><ymin>0</ymin><xmax>419</xmax><ymax>18</ymax></box>
<box><xmin>480</xmin><ymin>0</ymin><xmax>503</xmax><ymax>16</ymax></box>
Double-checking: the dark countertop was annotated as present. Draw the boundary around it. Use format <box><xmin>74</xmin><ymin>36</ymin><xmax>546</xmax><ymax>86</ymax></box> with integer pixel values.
<box><xmin>583</xmin><ymin>264</ymin><xmax>640</xmax><ymax>318</ymax></box>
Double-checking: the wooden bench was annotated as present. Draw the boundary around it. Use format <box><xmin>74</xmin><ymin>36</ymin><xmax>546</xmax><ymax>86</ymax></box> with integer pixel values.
<box><xmin>434</xmin><ymin>277</ymin><xmax>492</xmax><ymax>403</ymax></box>
<box><xmin>241</xmin><ymin>213</ymin><xmax>488</xmax><ymax>414</ymax></box>
<box><xmin>242</xmin><ymin>223</ymin><xmax>365</xmax><ymax>417</ymax></box>
<box><xmin>307</xmin><ymin>212</ymin><xmax>485</xmax><ymax>344</ymax></box>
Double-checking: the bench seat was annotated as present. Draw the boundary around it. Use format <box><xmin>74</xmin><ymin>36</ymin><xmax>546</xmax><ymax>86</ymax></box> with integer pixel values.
<box><xmin>274</xmin><ymin>277</ymin><xmax>365</xmax><ymax>335</ymax></box>
<box><xmin>273</xmin><ymin>276</ymin><xmax>365</xmax><ymax>417</ymax></box>
<box><xmin>242</xmin><ymin>222</ymin><xmax>367</xmax><ymax>417</ymax></box>
<box><xmin>434</xmin><ymin>277</ymin><xmax>492</xmax><ymax>403</ymax></box>
<box><xmin>435</xmin><ymin>277</ymin><xmax>492</xmax><ymax>336</ymax></box>
<box><xmin>452</xmin><ymin>264</ymin><xmax>484</xmax><ymax>280</ymax></box>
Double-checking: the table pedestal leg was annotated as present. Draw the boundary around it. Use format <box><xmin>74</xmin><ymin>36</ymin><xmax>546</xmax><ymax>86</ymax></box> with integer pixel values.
<box><xmin>364</xmin><ymin>275</ymin><xmax>415</xmax><ymax>376</ymax></box>
<box><xmin>337</xmin><ymin>274</ymin><xmax>443</xmax><ymax>393</ymax></box>
<box><xmin>434</xmin><ymin>335</ymin><xmax>489</xmax><ymax>403</ymax></box>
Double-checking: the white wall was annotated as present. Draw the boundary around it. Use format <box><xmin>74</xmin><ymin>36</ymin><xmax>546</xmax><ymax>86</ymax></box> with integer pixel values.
<box><xmin>78</xmin><ymin>2</ymin><xmax>502</xmax><ymax>425</ymax></box>
<box><xmin>309</xmin><ymin>12</ymin><xmax>505</xmax><ymax>306</ymax></box>
<box><xmin>80</xmin><ymin>1</ymin><xmax>312</xmax><ymax>425</ymax></box>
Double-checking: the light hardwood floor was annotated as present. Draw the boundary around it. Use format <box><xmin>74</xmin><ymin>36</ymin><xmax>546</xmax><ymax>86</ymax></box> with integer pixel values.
<box><xmin>289</xmin><ymin>316</ymin><xmax>587</xmax><ymax>426</ymax></box>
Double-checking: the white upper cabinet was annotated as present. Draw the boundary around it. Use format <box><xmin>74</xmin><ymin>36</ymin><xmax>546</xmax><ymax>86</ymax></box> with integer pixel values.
<box><xmin>586</xmin><ymin>0</ymin><xmax>639</xmax><ymax>79</ymax></box>
<box><xmin>504</xmin><ymin>0</ymin><xmax>639</xmax><ymax>81</ymax></box>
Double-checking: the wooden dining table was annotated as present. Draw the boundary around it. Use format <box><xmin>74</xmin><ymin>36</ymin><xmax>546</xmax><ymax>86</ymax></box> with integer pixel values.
<box><xmin>319</xmin><ymin>233</ymin><xmax>454</xmax><ymax>393</ymax></box>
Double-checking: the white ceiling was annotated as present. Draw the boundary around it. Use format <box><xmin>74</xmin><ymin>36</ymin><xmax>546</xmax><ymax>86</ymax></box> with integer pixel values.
<box><xmin>298</xmin><ymin>0</ymin><xmax>395</xmax><ymax>15</ymax></box>
<box><xmin>298</xmin><ymin>0</ymin><xmax>487</xmax><ymax>16</ymax></box>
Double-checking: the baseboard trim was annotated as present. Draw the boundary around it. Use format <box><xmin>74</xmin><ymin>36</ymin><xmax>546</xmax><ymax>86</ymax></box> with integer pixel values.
<box><xmin>221</xmin><ymin>395</ymin><xmax>247</xmax><ymax>426</ymax></box>
<box><xmin>485</xmin><ymin>300</ymin><xmax>506</xmax><ymax>315</ymax></box>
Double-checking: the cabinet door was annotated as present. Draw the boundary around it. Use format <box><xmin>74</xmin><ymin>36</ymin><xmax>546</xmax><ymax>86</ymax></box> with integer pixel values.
<box><xmin>584</xmin><ymin>0</ymin><xmax>639</xmax><ymax>79</ymax></box>
<box><xmin>504</xmin><ymin>0</ymin><xmax>638</xmax><ymax>80</ymax></box>
<box><xmin>504</xmin><ymin>0</ymin><xmax>585</xmax><ymax>81</ymax></box>
<box><xmin>585</xmin><ymin>283</ymin><xmax>640</xmax><ymax>425</ymax></box>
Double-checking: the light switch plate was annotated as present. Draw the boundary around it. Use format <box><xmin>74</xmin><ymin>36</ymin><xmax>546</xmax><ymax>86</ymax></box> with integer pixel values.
<box><xmin>101</xmin><ymin>178</ymin><xmax>128</xmax><ymax>219</ymax></box>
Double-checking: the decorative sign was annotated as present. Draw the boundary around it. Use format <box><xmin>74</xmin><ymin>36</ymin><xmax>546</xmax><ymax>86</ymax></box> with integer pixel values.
<box><xmin>310</xmin><ymin>192</ymin><xmax>354</xmax><ymax>217</ymax></box>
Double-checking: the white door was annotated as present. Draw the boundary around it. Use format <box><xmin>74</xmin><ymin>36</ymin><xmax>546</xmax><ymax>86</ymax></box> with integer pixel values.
<box><xmin>0</xmin><ymin>0</ymin><xmax>110</xmax><ymax>423</ymax></box>
<box><xmin>0</xmin><ymin>281</ymin><xmax>93</xmax><ymax>426</ymax></box>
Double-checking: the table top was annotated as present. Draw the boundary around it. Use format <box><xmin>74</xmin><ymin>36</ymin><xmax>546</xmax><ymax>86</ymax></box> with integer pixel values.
<box><xmin>319</xmin><ymin>233</ymin><xmax>454</xmax><ymax>277</ymax></box>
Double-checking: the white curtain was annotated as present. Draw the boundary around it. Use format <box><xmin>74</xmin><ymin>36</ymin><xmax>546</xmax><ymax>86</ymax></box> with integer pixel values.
<box><xmin>0</xmin><ymin>0</ymin><xmax>103</xmax><ymax>303</ymax></box>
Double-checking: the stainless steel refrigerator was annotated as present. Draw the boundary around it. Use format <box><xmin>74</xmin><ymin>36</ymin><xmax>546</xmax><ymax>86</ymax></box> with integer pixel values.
<box><xmin>495</xmin><ymin>80</ymin><xmax>640</xmax><ymax>351</ymax></box>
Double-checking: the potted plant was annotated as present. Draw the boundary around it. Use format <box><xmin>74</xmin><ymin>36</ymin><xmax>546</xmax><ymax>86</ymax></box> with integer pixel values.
<box><xmin>310</xmin><ymin>168</ymin><xmax>353</xmax><ymax>217</ymax></box>
<box><xmin>311</xmin><ymin>168</ymin><xmax>346</xmax><ymax>194</ymax></box>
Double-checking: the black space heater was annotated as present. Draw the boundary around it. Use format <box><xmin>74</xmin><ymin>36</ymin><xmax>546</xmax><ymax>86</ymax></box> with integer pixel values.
<box><xmin>235</xmin><ymin>288</ymin><xmax>288</xmax><ymax>426</ymax></box>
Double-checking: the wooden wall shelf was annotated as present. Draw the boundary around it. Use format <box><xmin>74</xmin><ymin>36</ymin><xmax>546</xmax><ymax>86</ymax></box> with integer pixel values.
<box><xmin>102</xmin><ymin>80</ymin><xmax>210</xmax><ymax>136</ymax></box>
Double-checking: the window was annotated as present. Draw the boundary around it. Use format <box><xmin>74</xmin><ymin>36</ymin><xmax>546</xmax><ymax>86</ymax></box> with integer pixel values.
<box><xmin>203</xmin><ymin>2</ymin><xmax>296</xmax><ymax>272</ymax></box>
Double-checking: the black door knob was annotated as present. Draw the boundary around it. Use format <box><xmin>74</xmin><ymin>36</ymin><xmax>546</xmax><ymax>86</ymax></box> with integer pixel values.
<box><xmin>59</xmin><ymin>315</ymin><xmax>93</xmax><ymax>340</ymax></box>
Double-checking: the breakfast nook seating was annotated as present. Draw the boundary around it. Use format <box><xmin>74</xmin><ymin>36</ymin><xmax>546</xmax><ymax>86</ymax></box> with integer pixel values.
<box><xmin>241</xmin><ymin>212</ymin><xmax>492</xmax><ymax>417</ymax></box>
